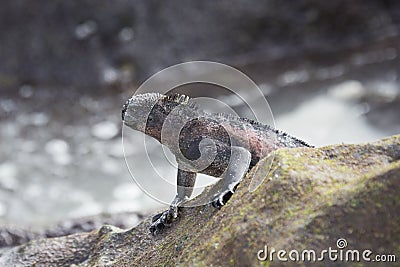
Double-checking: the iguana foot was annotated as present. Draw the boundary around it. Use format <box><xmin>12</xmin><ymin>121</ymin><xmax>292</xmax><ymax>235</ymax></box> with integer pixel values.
<box><xmin>211</xmin><ymin>146</ymin><xmax>251</xmax><ymax>208</ymax></box>
<box><xmin>149</xmin><ymin>205</ymin><xmax>178</xmax><ymax>235</ymax></box>
<box><xmin>211</xmin><ymin>189</ymin><xmax>234</xmax><ymax>209</ymax></box>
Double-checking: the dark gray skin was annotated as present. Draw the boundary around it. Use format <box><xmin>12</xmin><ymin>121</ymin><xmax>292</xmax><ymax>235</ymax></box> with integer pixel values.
<box><xmin>122</xmin><ymin>93</ymin><xmax>312</xmax><ymax>235</ymax></box>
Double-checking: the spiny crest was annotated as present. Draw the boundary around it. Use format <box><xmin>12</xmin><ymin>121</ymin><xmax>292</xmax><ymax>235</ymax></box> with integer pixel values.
<box><xmin>237</xmin><ymin>117</ymin><xmax>313</xmax><ymax>147</ymax></box>
<box><xmin>163</xmin><ymin>93</ymin><xmax>198</xmax><ymax>109</ymax></box>
<box><xmin>215</xmin><ymin>112</ymin><xmax>239</xmax><ymax>121</ymax></box>
<box><xmin>165</xmin><ymin>93</ymin><xmax>190</xmax><ymax>104</ymax></box>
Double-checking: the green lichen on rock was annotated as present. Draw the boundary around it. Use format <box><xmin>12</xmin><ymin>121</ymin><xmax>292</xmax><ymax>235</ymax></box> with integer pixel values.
<box><xmin>1</xmin><ymin>135</ymin><xmax>399</xmax><ymax>266</ymax></box>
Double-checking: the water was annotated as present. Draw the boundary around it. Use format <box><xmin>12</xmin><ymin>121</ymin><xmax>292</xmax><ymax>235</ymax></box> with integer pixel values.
<box><xmin>275</xmin><ymin>84</ymin><xmax>390</xmax><ymax>146</ymax></box>
<box><xmin>0</xmin><ymin>38</ymin><xmax>399</xmax><ymax>227</ymax></box>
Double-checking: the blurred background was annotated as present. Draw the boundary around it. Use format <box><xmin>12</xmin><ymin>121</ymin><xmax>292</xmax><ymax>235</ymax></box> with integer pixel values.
<box><xmin>0</xmin><ymin>0</ymin><xmax>400</xmax><ymax>231</ymax></box>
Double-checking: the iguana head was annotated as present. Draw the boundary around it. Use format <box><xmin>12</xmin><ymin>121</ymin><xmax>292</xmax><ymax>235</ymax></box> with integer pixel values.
<box><xmin>122</xmin><ymin>93</ymin><xmax>193</xmax><ymax>139</ymax></box>
<box><xmin>122</xmin><ymin>93</ymin><xmax>165</xmax><ymax>132</ymax></box>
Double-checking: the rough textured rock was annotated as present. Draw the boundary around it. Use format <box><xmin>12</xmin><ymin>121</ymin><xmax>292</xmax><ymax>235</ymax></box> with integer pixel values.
<box><xmin>1</xmin><ymin>135</ymin><xmax>399</xmax><ymax>266</ymax></box>
<box><xmin>0</xmin><ymin>212</ymin><xmax>145</xmax><ymax>248</ymax></box>
<box><xmin>1</xmin><ymin>0</ymin><xmax>400</xmax><ymax>88</ymax></box>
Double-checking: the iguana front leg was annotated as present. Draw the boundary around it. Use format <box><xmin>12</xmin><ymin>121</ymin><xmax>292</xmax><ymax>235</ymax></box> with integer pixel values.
<box><xmin>211</xmin><ymin>146</ymin><xmax>252</xmax><ymax>208</ymax></box>
<box><xmin>150</xmin><ymin>168</ymin><xmax>196</xmax><ymax>235</ymax></box>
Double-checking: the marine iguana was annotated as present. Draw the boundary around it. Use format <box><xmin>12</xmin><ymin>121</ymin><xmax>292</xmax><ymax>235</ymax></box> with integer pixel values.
<box><xmin>122</xmin><ymin>93</ymin><xmax>312</xmax><ymax>235</ymax></box>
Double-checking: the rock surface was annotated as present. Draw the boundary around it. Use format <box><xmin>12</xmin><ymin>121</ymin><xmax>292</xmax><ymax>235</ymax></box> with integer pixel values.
<box><xmin>0</xmin><ymin>212</ymin><xmax>145</xmax><ymax>248</ymax></box>
<box><xmin>1</xmin><ymin>135</ymin><xmax>399</xmax><ymax>266</ymax></box>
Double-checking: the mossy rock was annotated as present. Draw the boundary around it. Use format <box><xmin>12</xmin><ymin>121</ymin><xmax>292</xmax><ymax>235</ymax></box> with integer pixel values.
<box><xmin>1</xmin><ymin>135</ymin><xmax>399</xmax><ymax>266</ymax></box>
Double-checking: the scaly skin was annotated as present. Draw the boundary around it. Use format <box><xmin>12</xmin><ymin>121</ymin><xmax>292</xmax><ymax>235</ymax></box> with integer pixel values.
<box><xmin>122</xmin><ymin>93</ymin><xmax>313</xmax><ymax>235</ymax></box>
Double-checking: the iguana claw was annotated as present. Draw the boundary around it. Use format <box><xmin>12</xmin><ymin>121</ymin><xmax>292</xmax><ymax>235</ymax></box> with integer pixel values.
<box><xmin>211</xmin><ymin>189</ymin><xmax>234</xmax><ymax>209</ymax></box>
<box><xmin>149</xmin><ymin>206</ymin><xmax>178</xmax><ymax>235</ymax></box>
